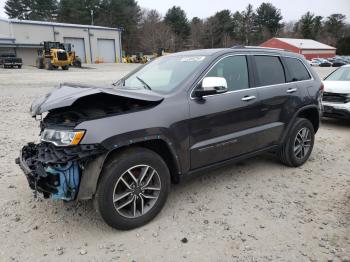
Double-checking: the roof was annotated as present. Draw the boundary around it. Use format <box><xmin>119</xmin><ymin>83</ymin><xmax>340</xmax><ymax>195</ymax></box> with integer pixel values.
<box><xmin>171</xmin><ymin>47</ymin><xmax>301</xmax><ymax>58</ymax></box>
<box><xmin>0</xmin><ymin>17</ymin><xmax>122</xmax><ymax>31</ymax></box>
<box><xmin>275</xmin><ymin>38</ymin><xmax>336</xmax><ymax>50</ymax></box>
<box><xmin>173</xmin><ymin>49</ymin><xmax>227</xmax><ymax>56</ymax></box>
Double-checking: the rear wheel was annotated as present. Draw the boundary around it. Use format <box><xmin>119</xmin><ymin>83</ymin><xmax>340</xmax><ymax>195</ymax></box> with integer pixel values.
<box><xmin>279</xmin><ymin>118</ymin><xmax>315</xmax><ymax>167</ymax></box>
<box><xmin>62</xmin><ymin>65</ymin><xmax>69</xmax><ymax>70</ymax></box>
<box><xmin>95</xmin><ymin>148</ymin><xmax>170</xmax><ymax>230</ymax></box>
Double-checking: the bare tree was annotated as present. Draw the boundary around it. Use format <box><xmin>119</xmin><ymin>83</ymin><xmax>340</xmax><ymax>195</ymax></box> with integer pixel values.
<box><xmin>138</xmin><ymin>9</ymin><xmax>174</xmax><ymax>53</ymax></box>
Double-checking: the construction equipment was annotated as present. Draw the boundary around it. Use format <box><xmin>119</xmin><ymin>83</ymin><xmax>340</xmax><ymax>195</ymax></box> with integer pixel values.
<box><xmin>36</xmin><ymin>42</ymin><xmax>70</xmax><ymax>70</ymax></box>
<box><xmin>122</xmin><ymin>51</ymin><xmax>148</xmax><ymax>64</ymax></box>
<box><xmin>64</xmin><ymin>43</ymin><xmax>82</xmax><ymax>68</ymax></box>
<box><xmin>132</xmin><ymin>52</ymin><xmax>148</xmax><ymax>64</ymax></box>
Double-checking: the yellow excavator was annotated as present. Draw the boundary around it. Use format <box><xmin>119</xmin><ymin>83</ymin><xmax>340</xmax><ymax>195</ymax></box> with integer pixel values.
<box><xmin>36</xmin><ymin>42</ymin><xmax>70</xmax><ymax>70</ymax></box>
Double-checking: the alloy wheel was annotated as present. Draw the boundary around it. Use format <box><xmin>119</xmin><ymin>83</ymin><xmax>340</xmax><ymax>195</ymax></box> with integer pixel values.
<box><xmin>113</xmin><ymin>165</ymin><xmax>161</xmax><ymax>218</ymax></box>
<box><xmin>294</xmin><ymin>127</ymin><xmax>312</xmax><ymax>160</ymax></box>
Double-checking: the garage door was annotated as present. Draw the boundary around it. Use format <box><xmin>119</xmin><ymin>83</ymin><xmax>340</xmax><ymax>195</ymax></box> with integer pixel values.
<box><xmin>16</xmin><ymin>48</ymin><xmax>37</xmax><ymax>66</ymax></box>
<box><xmin>64</xmin><ymin>38</ymin><xmax>86</xmax><ymax>63</ymax></box>
<box><xmin>97</xmin><ymin>39</ymin><xmax>115</xmax><ymax>63</ymax></box>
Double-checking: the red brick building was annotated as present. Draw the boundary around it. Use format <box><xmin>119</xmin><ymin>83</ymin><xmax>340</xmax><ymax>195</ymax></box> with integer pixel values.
<box><xmin>260</xmin><ymin>38</ymin><xmax>336</xmax><ymax>60</ymax></box>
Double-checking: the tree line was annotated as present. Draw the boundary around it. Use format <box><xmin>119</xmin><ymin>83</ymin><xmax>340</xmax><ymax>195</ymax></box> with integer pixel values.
<box><xmin>4</xmin><ymin>0</ymin><xmax>350</xmax><ymax>55</ymax></box>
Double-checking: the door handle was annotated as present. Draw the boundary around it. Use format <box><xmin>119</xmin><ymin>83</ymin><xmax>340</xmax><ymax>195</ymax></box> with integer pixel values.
<box><xmin>241</xmin><ymin>95</ymin><xmax>256</xmax><ymax>102</ymax></box>
<box><xmin>287</xmin><ymin>88</ymin><xmax>298</xmax><ymax>93</ymax></box>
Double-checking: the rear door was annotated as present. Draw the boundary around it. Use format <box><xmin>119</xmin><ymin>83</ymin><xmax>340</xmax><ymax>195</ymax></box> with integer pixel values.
<box><xmin>252</xmin><ymin>55</ymin><xmax>301</xmax><ymax>146</ymax></box>
<box><xmin>189</xmin><ymin>55</ymin><xmax>262</xmax><ymax>169</ymax></box>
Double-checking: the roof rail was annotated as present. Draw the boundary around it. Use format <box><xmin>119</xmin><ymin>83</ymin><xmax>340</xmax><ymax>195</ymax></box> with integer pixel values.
<box><xmin>231</xmin><ymin>45</ymin><xmax>286</xmax><ymax>51</ymax></box>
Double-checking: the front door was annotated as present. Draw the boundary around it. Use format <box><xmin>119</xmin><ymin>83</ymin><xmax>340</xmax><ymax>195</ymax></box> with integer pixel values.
<box><xmin>189</xmin><ymin>55</ymin><xmax>261</xmax><ymax>169</ymax></box>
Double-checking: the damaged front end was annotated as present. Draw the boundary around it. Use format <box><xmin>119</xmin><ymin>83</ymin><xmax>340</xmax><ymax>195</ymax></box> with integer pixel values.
<box><xmin>16</xmin><ymin>82</ymin><xmax>164</xmax><ymax>201</ymax></box>
<box><xmin>16</xmin><ymin>142</ymin><xmax>104</xmax><ymax>201</ymax></box>
<box><xmin>16</xmin><ymin>84</ymin><xmax>163</xmax><ymax>201</ymax></box>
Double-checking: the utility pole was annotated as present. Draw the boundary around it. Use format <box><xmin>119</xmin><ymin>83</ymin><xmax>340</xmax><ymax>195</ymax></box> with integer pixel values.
<box><xmin>91</xmin><ymin>10</ymin><xmax>94</xmax><ymax>26</ymax></box>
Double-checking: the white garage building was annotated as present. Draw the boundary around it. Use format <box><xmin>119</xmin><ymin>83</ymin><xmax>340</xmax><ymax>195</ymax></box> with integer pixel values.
<box><xmin>0</xmin><ymin>18</ymin><xmax>122</xmax><ymax>65</ymax></box>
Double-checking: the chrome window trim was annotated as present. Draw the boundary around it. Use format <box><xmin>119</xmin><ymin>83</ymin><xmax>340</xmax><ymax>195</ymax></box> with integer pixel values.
<box><xmin>190</xmin><ymin>54</ymin><xmax>248</xmax><ymax>99</ymax></box>
<box><xmin>282</xmin><ymin>55</ymin><xmax>314</xmax><ymax>82</ymax></box>
<box><xmin>190</xmin><ymin>53</ymin><xmax>314</xmax><ymax>100</ymax></box>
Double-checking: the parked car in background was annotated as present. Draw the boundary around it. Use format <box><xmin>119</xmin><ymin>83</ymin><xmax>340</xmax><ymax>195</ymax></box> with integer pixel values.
<box><xmin>332</xmin><ymin>60</ymin><xmax>347</xmax><ymax>67</ymax></box>
<box><xmin>0</xmin><ymin>53</ymin><xmax>23</xmax><ymax>69</ymax></box>
<box><xmin>308</xmin><ymin>59</ymin><xmax>320</xmax><ymax>67</ymax></box>
<box><xmin>319</xmin><ymin>59</ymin><xmax>333</xmax><ymax>67</ymax></box>
<box><xmin>322</xmin><ymin>65</ymin><xmax>350</xmax><ymax>120</ymax></box>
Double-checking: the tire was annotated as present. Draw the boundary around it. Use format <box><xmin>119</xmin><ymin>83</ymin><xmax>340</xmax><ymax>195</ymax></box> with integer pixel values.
<box><xmin>18</xmin><ymin>65</ymin><xmax>22</xmax><ymax>69</ymax></box>
<box><xmin>279</xmin><ymin>118</ymin><xmax>315</xmax><ymax>167</ymax></box>
<box><xmin>36</xmin><ymin>58</ymin><xmax>43</xmax><ymax>69</ymax></box>
<box><xmin>62</xmin><ymin>65</ymin><xmax>69</xmax><ymax>70</ymax></box>
<box><xmin>95</xmin><ymin>147</ymin><xmax>171</xmax><ymax>230</ymax></box>
<box><xmin>45</xmin><ymin>59</ymin><xmax>53</xmax><ymax>70</ymax></box>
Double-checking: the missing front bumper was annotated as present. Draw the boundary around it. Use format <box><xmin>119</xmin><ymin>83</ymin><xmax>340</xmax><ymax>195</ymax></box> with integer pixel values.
<box><xmin>16</xmin><ymin>142</ymin><xmax>105</xmax><ymax>201</ymax></box>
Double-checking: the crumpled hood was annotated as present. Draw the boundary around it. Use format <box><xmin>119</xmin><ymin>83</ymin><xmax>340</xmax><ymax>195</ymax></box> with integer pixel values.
<box><xmin>30</xmin><ymin>83</ymin><xmax>164</xmax><ymax>116</ymax></box>
<box><xmin>323</xmin><ymin>81</ymin><xmax>350</xmax><ymax>94</ymax></box>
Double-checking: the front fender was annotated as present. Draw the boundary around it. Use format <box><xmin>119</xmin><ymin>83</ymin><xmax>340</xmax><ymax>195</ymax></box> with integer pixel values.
<box><xmin>77</xmin><ymin>131</ymin><xmax>184</xmax><ymax>200</ymax></box>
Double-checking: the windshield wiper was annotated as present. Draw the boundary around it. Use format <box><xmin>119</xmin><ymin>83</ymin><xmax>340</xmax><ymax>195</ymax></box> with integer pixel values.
<box><xmin>112</xmin><ymin>79</ymin><xmax>124</xmax><ymax>87</ymax></box>
<box><xmin>136</xmin><ymin>76</ymin><xmax>152</xmax><ymax>90</ymax></box>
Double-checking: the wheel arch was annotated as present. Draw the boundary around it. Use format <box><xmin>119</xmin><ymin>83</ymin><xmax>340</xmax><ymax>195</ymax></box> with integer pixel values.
<box><xmin>77</xmin><ymin>138</ymin><xmax>181</xmax><ymax>200</ymax></box>
<box><xmin>297</xmin><ymin>107</ymin><xmax>320</xmax><ymax>133</ymax></box>
<box><xmin>280</xmin><ymin>105</ymin><xmax>320</xmax><ymax>145</ymax></box>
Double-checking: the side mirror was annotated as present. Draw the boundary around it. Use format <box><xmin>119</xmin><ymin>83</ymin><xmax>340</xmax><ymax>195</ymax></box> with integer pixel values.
<box><xmin>194</xmin><ymin>77</ymin><xmax>228</xmax><ymax>97</ymax></box>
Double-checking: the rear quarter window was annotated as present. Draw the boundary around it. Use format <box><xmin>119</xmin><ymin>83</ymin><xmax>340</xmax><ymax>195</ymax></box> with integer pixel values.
<box><xmin>254</xmin><ymin>56</ymin><xmax>286</xmax><ymax>86</ymax></box>
<box><xmin>284</xmin><ymin>57</ymin><xmax>311</xmax><ymax>82</ymax></box>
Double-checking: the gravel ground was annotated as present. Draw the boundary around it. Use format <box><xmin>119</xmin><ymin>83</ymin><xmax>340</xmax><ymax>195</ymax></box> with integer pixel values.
<box><xmin>0</xmin><ymin>64</ymin><xmax>349</xmax><ymax>262</ymax></box>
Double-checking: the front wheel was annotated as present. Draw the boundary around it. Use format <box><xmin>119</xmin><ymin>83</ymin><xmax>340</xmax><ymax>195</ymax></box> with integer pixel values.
<box><xmin>279</xmin><ymin>118</ymin><xmax>315</xmax><ymax>167</ymax></box>
<box><xmin>95</xmin><ymin>148</ymin><xmax>171</xmax><ymax>230</ymax></box>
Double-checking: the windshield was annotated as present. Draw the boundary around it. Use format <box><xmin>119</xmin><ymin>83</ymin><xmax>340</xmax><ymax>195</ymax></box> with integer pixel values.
<box><xmin>121</xmin><ymin>55</ymin><xmax>207</xmax><ymax>93</ymax></box>
<box><xmin>325</xmin><ymin>67</ymin><xmax>350</xmax><ymax>81</ymax></box>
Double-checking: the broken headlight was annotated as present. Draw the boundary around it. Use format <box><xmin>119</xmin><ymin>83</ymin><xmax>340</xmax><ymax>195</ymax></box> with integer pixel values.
<box><xmin>41</xmin><ymin>129</ymin><xmax>85</xmax><ymax>146</ymax></box>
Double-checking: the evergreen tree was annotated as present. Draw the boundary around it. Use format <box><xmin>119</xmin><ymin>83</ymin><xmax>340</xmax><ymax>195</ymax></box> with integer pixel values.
<box><xmin>325</xmin><ymin>14</ymin><xmax>346</xmax><ymax>41</ymax></box>
<box><xmin>96</xmin><ymin>0</ymin><xmax>141</xmax><ymax>51</ymax></box>
<box><xmin>255</xmin><ymin>3</ymin><xmax>283</xmax><ymax>41</ymax></box>
<box><xmin>164</xmin><ymin>6</ymin><xmax>190</xmax><ymax>50</ymax></box>
<box><xmin>4</xmin><ymin>0</ymin><xmax>27</xmax><ymax>19</ymax></box>
<box><xmin>5</xmin><ymin>0</ymin><xmax>58</xmax><ymax>21</ymax></box>
<box><xmin>57</xmin><ymin>0</ymin><xmax>99</xmax><ymax>25</ymax></box>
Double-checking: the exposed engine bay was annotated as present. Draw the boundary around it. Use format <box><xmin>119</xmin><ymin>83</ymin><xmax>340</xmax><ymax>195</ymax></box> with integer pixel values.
<box><xmin>17</xmin><ymin>142</ymin><xmax>105</xmax><ymax>200</ymax></box>
<box><xmin>17</xmin><ymin>84</ymin><xmax>164</xmax><ymax>201</ymax></box>
<box><xmin>41</xmin><ymin>93</ymin><xmax>161</xmax><ymax>129</ymax></box>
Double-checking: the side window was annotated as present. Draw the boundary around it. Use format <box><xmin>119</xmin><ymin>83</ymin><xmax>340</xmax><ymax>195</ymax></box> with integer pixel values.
<box><xmin>206</xmin><ymin>56</ymin><xmax>249</xmax><ymax>91</ymax></box>
<box><xmin>284</xmin><ymin>57</ymin><xmax>311</xmax><ymax>82</ymax></box>
<box><xmin>254</xmin><ymin>56</ymin><xmax>285</xmax><ymax>86</ymax></box>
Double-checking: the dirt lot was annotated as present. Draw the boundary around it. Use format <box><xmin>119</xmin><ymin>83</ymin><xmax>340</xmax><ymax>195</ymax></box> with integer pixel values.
<box><xmin>0</xmin><ymin>64</ymin><xmax>349</xmax><ymax>262</ymax></box>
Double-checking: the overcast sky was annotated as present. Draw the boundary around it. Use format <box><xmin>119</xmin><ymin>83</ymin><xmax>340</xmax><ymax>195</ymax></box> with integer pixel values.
<box><xmin>0</xmin><ymin>0</ymin><xmax>349</xmax><ymax>22</ymax></box>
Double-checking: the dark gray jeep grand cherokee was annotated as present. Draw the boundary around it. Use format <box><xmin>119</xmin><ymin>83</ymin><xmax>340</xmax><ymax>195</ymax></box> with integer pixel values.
<box><xmin>17</xmin><ymin>47</ymin><xmax>323</xmax><ymax>230</ymax></box>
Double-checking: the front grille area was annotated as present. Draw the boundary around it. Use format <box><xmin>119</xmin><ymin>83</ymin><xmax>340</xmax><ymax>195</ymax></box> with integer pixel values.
<box><xmin>57</xmin><ymin>52</ymin><xmax>68</xmax><ymax>61</ymax></box>
<box><xmin>323</xmin><ymin>92</ymin><xmax>349</xmax><ymax>103</ymax></box>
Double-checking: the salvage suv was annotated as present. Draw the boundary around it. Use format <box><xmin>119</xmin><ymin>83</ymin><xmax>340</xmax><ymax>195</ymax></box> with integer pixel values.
<box><xmin>17</xmin><ymin>47</ymin><xmax>323</xmax><ymax>230</ymax></box>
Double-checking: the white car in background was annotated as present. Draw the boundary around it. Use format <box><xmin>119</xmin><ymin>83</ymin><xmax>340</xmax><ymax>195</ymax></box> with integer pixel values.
<box><xmin>308</xmin><ymin>59</ymin><xmax>321</xmax><ymax>67</ymax></box>
<box><xmin>322</xmin><ymin>65</ymin><xmax>350</xmax><ymax>120</ymax></box>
